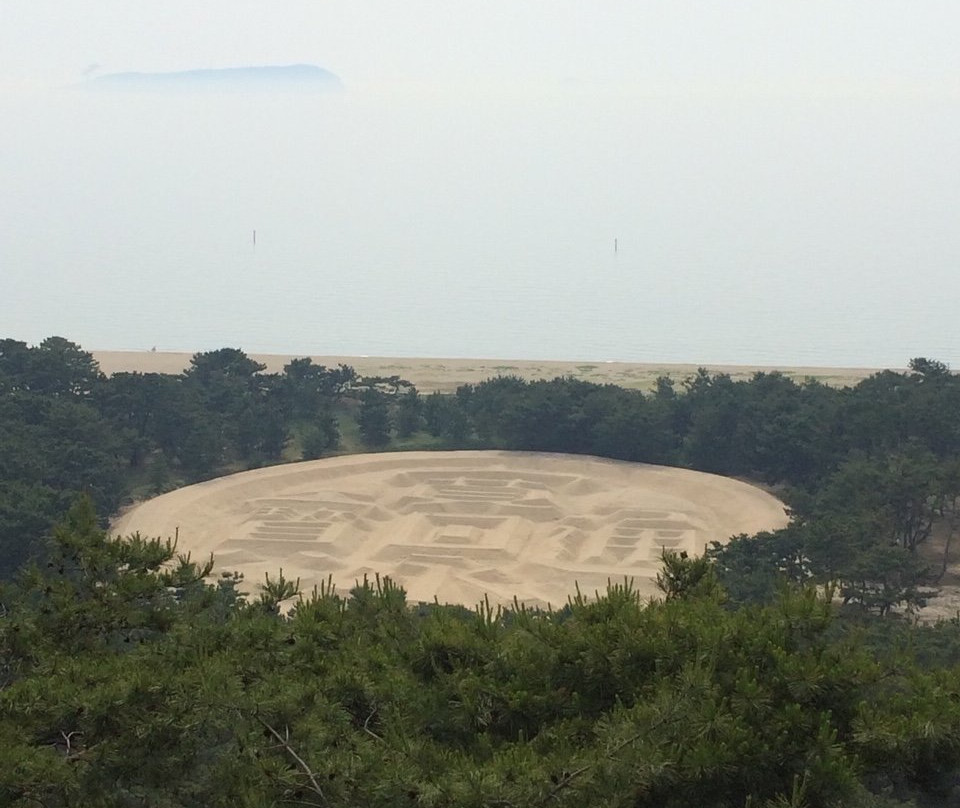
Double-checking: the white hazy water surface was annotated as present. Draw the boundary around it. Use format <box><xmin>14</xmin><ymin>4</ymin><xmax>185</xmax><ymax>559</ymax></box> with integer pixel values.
<box><xmin>2</xmin><ymin>68</ymin><xmax>959</xmax><ymax>367</ymax></box>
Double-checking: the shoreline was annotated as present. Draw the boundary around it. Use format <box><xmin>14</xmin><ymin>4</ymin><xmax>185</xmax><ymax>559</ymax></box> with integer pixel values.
<box><xmin>92</xmin><ymin>350</ymin><xmax>887</xmax><ymax>393</ymax></box>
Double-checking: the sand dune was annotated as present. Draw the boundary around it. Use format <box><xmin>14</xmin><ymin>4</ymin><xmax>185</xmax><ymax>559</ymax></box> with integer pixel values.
<box><xmin>112</xmin><ymin>451</ymin><xmax>789</xmax><ymax>609</ymax></box>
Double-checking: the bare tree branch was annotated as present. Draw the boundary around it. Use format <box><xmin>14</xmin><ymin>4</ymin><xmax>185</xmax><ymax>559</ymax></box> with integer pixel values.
<box><xmin>362</xmin><ymin>708</ymin><xmax>383</xmax><ymax>743</ymax></box>
<box><xmin>253</xmin><ymin>714</ymin><xmax>327</xmax><ymax>805</ymax></box>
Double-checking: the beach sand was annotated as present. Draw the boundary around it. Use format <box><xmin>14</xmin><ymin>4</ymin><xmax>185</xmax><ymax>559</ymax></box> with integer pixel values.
<box><xmin>112</xmin><ymin>451</ymin><xmax>789</xmax><ymax>609</ymax></box>
<box><xmin>91</xmin><ymin>350</ymin><xmax>884</xmax><ymax>393</ymax></box>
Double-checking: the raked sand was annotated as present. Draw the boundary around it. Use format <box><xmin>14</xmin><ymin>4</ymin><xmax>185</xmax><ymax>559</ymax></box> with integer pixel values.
<box><xmin>112</xmin><ymin>451</ymin><xmax>789</xmax><ymax>609</ymax></box>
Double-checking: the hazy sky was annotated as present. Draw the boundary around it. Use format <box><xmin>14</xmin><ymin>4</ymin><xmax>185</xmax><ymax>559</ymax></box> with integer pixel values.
<box><xmin>3</xmin><ymin>1</ymin><xmax>959</xmax><ymax>93</ymax></box>
<box><xmin>2</xmin><ymin>3</ymin><xmax>959</xmax><ymax>364</ymax></box>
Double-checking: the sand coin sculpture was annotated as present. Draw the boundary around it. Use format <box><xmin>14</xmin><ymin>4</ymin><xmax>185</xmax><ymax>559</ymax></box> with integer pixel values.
<box><xmin>113</xmin><ymin>451</ymin><xmax>788</xmax><ymax>608</ymax></box>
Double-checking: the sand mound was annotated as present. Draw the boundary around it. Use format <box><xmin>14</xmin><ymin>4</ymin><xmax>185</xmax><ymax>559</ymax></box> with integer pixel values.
<box><xmin>112</xmin><ymin>451</ymin><xmax>788</xmax><ymax>608</ymax></box>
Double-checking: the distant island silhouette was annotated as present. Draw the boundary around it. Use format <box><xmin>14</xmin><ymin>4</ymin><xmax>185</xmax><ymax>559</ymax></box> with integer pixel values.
<box><xmin>87</xmin><ymin>64</ymin><xmax>343</xmax><ymax>91</ymax></box>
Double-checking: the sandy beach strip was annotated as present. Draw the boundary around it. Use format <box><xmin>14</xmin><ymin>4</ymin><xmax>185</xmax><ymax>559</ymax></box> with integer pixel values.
<box><xmin>92</xmin><ymin>350</ymin><xmax>885</xmax><ymax>393</ymax></box>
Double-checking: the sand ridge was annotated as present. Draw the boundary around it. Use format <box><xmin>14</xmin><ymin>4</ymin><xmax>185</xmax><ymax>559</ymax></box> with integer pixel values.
<box><xmin>112</xmin><ymin>451</ymin><xmax>789</xmax><ymax>609</ymax></box>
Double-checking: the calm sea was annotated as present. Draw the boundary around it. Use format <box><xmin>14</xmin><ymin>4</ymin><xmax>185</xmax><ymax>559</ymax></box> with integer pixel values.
<box><xmin>2</xmin><ymin>83</ymin><xmax>958</xmax><ymax>367</ymax></box>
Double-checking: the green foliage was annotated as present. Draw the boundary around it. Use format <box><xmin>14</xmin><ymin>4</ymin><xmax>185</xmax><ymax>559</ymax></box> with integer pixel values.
<box><xmin>182</xmin><ymin>348</ymin><xmax>286</xmax><ymax>467</ymax></box>
<box><xmin>185</xmin><ymin>347</ymin><xmax>267</xmax><ymax>380</ymax></box>
<box><xmin>0</xmin><ymin>387</ymin><xmax>127</xmax><ymax>577</ymax></box>
<box><xmin>656</xmin><ymin>550</ymin><xmax>723</xmax><ymax>602</ymax></box>
<box><xmin>357</xmin><ymin>388</ymin><xmax>392</xmax><ymax>447</ymax></box>
<box><xmin>257</xmin><ymin>569</ymin><xmax>301</xmax><ymax>613</ymax></box>
<box><xmin>281</xmin><ymin>357</ymin><xmax>356</xmax><ymax>419</ymax></box>
<box><xmin>395</xmin><ymin>385</ymin><xmax>424</xmax><ymax>438</ymax></box>
<box><xmin>711</xmin><ymin>518</ymin><xmax>935</xmax><ymax>616</ymax></box>
<box><xmin>424</xmin><ymin>390</ymin><xmax>472</xmax><ymax>443</ymax></box>
<box><xmin>0</xmin><ymin>340</ymin><xmax>365</xmax><ymax>576</ymax></box>
<box><xmin>811</xmin><ymin>449</ymin><xmax>957</xmax><ymax>553</ymax></box>
<box><xmin>299</xmin><ymin>411</ymin><xmax>341</xmax><ymax>459</ymax></box>
<box><xmin>8</xmin><ymin>336</ymin><xmax>960</xmax><ymax>803</ymax></box>
<box><xmin>5</xmin><ymin>509</ymin><xmax>960</xmax><ymax>806</ymax></box>
<box><xmin>420</xmin><ymin>364</ymin><xmax>960</xmax><ymax>618</ymax></box>
<box><xmin>708</xmin><ymin>529</ymin><xmax>811</xmax><ymax>605</ymax></box>
<box><xmin>5</xmin><ymin>336</ymin><xmax>960</xmax><ymax>632</ymax></box>
<box><xmin>0</xmin><ymin>336</ymin><xmax>103</xmax><ymax>398</ymax></box>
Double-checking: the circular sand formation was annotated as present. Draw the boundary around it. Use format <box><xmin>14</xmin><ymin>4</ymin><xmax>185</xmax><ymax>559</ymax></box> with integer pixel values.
<box><xmin>112</xmin><ymin>452</ymin><xmax>788</xmax><ymax>608</ymax></box>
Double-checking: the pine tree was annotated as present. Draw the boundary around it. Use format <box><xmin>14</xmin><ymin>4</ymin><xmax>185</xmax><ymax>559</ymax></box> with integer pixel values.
<box><xmin>357</xmin><ymin>388</ymin><xmax>391</xmax><ymax>447</ymax></box>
